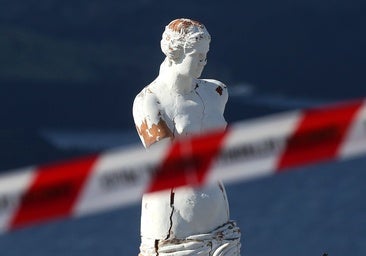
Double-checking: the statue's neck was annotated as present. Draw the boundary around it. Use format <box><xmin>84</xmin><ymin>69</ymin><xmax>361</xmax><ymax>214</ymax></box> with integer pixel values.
<box><xmin>158</xmin><ymin>59</ymin><xmax>195</xmax><ymax>94</ymax></box>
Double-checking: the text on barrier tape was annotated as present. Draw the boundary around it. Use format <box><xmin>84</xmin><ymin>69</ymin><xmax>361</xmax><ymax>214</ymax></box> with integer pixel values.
<box><xmin>0</xmin><ymin>98</ymin><xmax>365</xmax><ymax>233</ymax></box>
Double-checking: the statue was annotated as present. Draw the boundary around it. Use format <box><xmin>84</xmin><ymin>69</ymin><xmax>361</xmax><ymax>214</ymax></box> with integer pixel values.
<box><xmin>133</xmin><ymin>18</ymin><xmax>241</xmax><ymax>256</ymax></box>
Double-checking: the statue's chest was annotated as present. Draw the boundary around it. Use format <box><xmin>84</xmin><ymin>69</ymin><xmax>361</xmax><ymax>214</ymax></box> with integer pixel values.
<box><xmin>164</xmin><ymin>93</ymin><xmax>205</xmax><ymax>135</ymax></box>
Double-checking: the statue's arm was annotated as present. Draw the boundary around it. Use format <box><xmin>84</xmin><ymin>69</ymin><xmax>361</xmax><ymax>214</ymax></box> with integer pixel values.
<box><xmin>133</xmin><ymin>89</ymin><xmax>174</xmax><ymax>148</ymax></box>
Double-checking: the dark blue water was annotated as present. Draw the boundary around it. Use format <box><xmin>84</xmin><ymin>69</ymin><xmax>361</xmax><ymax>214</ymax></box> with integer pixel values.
<box><xmin>0</xmin><ymin>0</ymin><xmax>365</xmax><ymax>255</ymax></box>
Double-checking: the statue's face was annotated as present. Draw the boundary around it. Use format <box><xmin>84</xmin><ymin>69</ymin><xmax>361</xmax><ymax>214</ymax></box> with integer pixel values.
<box><xmin>174</xmin><ymin>39</ymin><xmax>210</xmax><ymax>79</ymax></box>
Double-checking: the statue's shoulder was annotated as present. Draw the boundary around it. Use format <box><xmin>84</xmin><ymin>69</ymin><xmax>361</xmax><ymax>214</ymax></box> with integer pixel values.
<box><xmin>133</xmin><ymin>85</ymin><xmax>160</xmax><ymax>122</ymax></box>
<box><xmin>197</xmin><ymin>79</ymin><xmax>228</xmax><ymax>102</ymax></box>
<box><xmin>135</xmin><ymin>85</ymin><xmax>156</xmax><ymax>103</ymax></box>
<box><xmin>134</xmin><ymin>86</ymin><xmax>158</xmax><ymax>107</ymax></box>
<box><xmin>133</xmin><ymin>83</ymin><xmax>173</xmax><ymax>148</ymax></box>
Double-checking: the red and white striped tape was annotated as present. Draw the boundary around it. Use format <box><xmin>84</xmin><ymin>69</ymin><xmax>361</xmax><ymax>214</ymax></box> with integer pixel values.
<box><xmin>0</xmin><ymin>98</ymin><xmax>365</xmax><ymax>233</ymax></box>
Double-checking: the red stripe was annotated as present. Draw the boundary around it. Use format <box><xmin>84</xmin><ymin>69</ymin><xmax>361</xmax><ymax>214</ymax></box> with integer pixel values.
<box><xmin>147</xmin><ymin>129</ymin><xmax>227</xmax><ymax>192</ymax></box>
<box><xmin>10</xmin><ymin>155</ymin><xmax>98</xmax><ymax>229</ymax></box>
<box><xmin>277</xmin><ymin>100</ymin><xmax>363</xmax><ymax>171</ymax></box>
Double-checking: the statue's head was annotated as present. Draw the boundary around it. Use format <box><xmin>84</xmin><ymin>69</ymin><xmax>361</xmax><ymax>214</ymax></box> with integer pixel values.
<box><xmin>160</xmin><ymin>18</ymin><xmax>211</xmax><ymax>62</ymax></box>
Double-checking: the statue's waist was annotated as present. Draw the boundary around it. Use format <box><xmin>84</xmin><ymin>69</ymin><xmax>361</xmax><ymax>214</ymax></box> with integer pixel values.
<box><xmin>141</xmin><ymin>184</ymin><xmax>230</xmax><ymax>239</ymax></box>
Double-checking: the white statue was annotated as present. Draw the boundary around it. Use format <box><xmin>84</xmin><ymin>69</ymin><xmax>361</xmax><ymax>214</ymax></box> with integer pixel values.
<box><xmin>133</xmin><ymin>18</ymin><xmax>241</xmax><ymax>256</ymax></box>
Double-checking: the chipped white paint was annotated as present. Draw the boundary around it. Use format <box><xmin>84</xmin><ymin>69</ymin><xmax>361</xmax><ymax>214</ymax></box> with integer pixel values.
<box><xmin>132</xmin><ymin>18</ymin><xmax>241</xmax><ymax>255</ymax></box>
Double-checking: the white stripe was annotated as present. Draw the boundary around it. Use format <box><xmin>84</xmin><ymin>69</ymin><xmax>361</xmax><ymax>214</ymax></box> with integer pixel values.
<box><xmin>73</xmin><ymin>142</ymin><xmax>168</xmax><ymax>216</ymax></box>
<box><xmin>207</xmin><ymin>111</ymin><xmax>302</xmax><ymax>184</ymax></box>
<box><xmin>338</xmin><ymin>100</ymin><xmax>366</xmax><ymax>159</ymax></box>
<box><xmin>0</xmin><ymin>100</ymin><xmax>365</xmax><ymax>232</ymax></box>
<box><xmin>0</xmin><ymin>168</ymin><xmax>35</xmax><ymax>233</ymax></box>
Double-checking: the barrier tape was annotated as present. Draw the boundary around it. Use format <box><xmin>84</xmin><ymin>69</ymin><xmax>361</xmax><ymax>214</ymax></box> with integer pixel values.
<box><xmin>0</xmin><ymin>98</ymin><xmax>366</xmax><ymax>233</ymax></box>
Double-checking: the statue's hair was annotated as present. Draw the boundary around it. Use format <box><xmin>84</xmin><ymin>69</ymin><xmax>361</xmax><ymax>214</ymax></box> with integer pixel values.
<box><xmin>160</xmin><ymin>18</ymin><xmax>211</xmax><ymax>61</ymax></box>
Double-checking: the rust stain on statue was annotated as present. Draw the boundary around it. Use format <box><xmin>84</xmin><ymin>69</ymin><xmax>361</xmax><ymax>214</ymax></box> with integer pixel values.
<box><xmin>136</xmin><ymin>118</ymin><xmax>174</xmax><ymax>148</ymax></box>
<box><xmin>168</xmin><ymin>19</ymin><xmax>204</xmax><ymax>33</ymax></box>
<box><xmin>216</xmin><ymin>86</ymin><xmax>223</xmax><ymax>96</ymax></box>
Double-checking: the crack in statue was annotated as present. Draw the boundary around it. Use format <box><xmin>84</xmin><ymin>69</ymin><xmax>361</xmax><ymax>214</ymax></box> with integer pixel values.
<box><xmin>133</xmin><ymin>18</ymin><xmax>241</xmax><ymax>256</ymax></box>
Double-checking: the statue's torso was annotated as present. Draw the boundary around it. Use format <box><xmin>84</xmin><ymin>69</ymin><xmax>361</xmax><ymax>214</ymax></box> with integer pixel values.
<box><xmin>134</xmin><ymin>78</ymin><xmax>230</xmax><ymax>239</ymax></box>
<box><xmin>150</xmin><ymin>79</ymin><xmax>227</xmax><ymax>137</ymax></box>
<box><xmin>141</xmin><ymin>183</ymin><xmax>230</xmax><ymax>239</ymax></box>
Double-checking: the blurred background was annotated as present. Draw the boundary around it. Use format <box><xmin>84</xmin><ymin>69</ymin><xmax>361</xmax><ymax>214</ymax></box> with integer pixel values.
<box><xmin>0</xmin><ymin>0</ymin><xmax>365</xmax><ymax>255</ymax></box>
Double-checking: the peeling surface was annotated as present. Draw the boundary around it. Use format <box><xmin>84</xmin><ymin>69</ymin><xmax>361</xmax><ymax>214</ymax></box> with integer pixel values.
<box><xmin>218</xmin><ymin>182</ymin><xmax>224</xmax><ymax>193</ymax></box>
<box><xmin>166</xmin><ymin>188</ymin><xmax>175</xmax><ymax>239</ymax></box>
<box><xmin>154</xmin><ymin>239</ymin><xmax>159</xmax><ymax>256</ymax></box>
<box><xmin>168</xmin><ymin>19</ymin><xmax>204</xmax><ymax>33</ymax></box>
<box><xmin>218</xmin><ymin>181</ymin><xmax>230</xmax><ymax>219</ymax></box>
<box><xmin>216</xmin><ymin>86</ymin><xmax>223</xmax><ymax>96</ymax></box>
<box><xmin>136</xmin><ymin>118</ymin><xmax>174</xmax><ymax>148</ymax></box>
